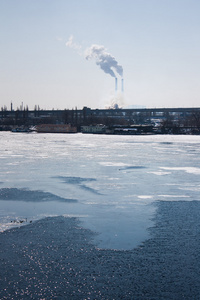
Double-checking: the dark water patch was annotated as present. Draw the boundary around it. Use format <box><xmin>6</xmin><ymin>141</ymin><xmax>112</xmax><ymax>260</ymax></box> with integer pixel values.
<box><xmin>55</xmin><ymin>176</ymin><xmax>96</xmax><ymax>184</ymax></box>
<box><xmin>159</xmin><ymin>142</ymin><xmax>173</xmax><ymax>145</ymax></box>
<box><xmin>119</xmin><ymin>166</ymin><xmax>146</xmax><ymax>171</ymax></box>
<box><xmin>55</xmin><ymin>176</ymin><xmax>101</xmax><ymax>195</ymax></box>
<box><xmin>1</xmin><ymin>201</ymin><xmax>200</xmax><ymax>299</ymax></box>
<box><xmin>78</xmin><ymin>184</ymin><xmax>101</xmax><ymax>194</ymax></box>
<box><xmin>0</xmin><ymin>188</ymin><xmax>77</xmax><ymax>203</ymax></box>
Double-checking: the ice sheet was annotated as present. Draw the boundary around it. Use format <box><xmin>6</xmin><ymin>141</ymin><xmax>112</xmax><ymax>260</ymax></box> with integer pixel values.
<box><xmin>1</xmin><ymin>132</ymin><xmax>200</xmax><ymax>249</ymax></box>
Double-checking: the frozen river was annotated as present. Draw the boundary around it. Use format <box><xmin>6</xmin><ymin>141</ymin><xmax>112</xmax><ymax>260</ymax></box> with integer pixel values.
<box><xmin>1</xmin><ymin>132</ymin><xmax>200</xmax><ymax>250</ymax></box>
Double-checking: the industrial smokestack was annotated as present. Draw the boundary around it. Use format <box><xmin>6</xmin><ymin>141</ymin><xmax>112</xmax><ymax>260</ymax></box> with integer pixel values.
<box><xmin>121</xmin><ymin>78</ymin><xmax>124</xmax><ymax>93</ymax></box>
<box><xmin>115</xmin><ymin>77</ymin><xmax>118</xmax><ymax>92</ymax></box>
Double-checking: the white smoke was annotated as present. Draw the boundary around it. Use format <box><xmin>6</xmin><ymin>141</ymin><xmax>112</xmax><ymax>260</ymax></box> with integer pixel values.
<box><xmin>103</xmin><ymin>90</ymin><xmax>125</xmax><ymax>109</ymax></box>
<box><xmin>66</xmin><ymin>36</ymin><xmax>123</xmax><ymax>78</ymax></box>
<box><xmin>85</xmin><ymin>44</ymin><xmax>123</xmax><ymax>78</ymax></box>
<box><xmin>66</xmin><ymin>36</ymin><xmax>125</xmax><ymax>108</ymax></box>
<box><xmin>66</xmin><ymin>35</ymin><xmax>82</xmax><ymax>54</ymax></box>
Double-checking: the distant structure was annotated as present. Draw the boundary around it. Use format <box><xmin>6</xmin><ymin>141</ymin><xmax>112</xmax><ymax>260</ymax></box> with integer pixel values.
<box><xmin>1</xmin><ymin>106</ymin><xmax>200</xmax><ymax>135</ymax></box>
<box><xmin>114</xmin><ymin>77</ymin><xmax>124</xmax><ymax>93</ymax></box>
<box><xmin>115</xmin><ymin>78</ymin><xmax>118</xmax><ymax>92</ymax></box>
<box><xmin>121</xmin><ymin>78</ymin><xmax>124</xmax><ymax>93</ymax></box>
<box><xmin>36</xmin><ymin>124</ymin><xmax>77</xmax><ymax>133</ymax></box>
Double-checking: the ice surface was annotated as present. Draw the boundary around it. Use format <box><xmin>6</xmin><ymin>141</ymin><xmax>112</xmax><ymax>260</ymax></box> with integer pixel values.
<box><xmin>0</xmin><ymin>132</ymin><xmax>200</xmax><ymax>249</ymax></box>
<box><xmin>160</xmin><ymin>166</ymin><xmax>200</xmax><ymax>174</ymax></box>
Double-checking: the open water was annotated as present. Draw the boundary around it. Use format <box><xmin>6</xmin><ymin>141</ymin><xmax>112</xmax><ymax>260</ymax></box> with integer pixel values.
<box><xmin>0</xmin><ymin>132</ymin><xmax>200</xmax><ymax>250</ymax></box>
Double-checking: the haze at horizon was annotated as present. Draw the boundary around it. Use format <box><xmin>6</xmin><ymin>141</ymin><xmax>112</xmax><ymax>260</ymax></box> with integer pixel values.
<box><xmin>1</xmin><ymin>0</ymin><xmax>200</xmax><ymax>110</ymax></box>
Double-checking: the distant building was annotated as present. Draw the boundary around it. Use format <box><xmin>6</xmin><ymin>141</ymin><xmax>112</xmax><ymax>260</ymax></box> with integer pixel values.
<box><xmin>81</xmin><ymin>124</ymin><xmax>107</xmax><ymax>134</ymax></box>
<box><xmin>36</xmin><ymin>124</ymin><xmax>77</xmax><ymax>133</ymax></box>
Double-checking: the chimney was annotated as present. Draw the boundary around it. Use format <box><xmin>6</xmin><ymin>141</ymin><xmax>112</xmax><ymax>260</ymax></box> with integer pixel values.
<box><xmin>115</xmin><ymin>77</ymin><xmax>118</xmax><ymax>92</ymax></box>
<box><xmin>121</xmin><ymin>78</ymin><xmax>124</xmax><ymax>93</ymax></box>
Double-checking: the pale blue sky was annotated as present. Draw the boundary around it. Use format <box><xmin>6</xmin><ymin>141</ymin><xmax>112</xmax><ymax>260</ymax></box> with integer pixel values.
<box><xmin>1</xmin><ymin>0</ymin><xmax>200</xmax><ymax>110</ymax></box>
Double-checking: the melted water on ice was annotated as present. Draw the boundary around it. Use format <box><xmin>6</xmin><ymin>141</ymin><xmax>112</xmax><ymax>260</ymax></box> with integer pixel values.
<box><xmin>1</xmin><ymin>132</ymin><xmax>200</xmax><ymax>250</ymax></box>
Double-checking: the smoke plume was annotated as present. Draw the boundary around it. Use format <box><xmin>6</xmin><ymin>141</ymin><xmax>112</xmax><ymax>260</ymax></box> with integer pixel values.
<box><xmin>66</xmin><ymin>36</ymin><xmax>123</xmax><ymax>78</ymax></box>
<box><xmin>104</xmin><ymin>90</ymin><xmax>125</xmax><ymax>109</ymax></box>
<box><xmin>85</xmin><ymin>44</ymin><xmax>123</xmax><ymax>78</ymax></box>
<box><xmin>66</xmin><ymin>35</ymin><xmax>82</xmax><ymax>54</ymax></box>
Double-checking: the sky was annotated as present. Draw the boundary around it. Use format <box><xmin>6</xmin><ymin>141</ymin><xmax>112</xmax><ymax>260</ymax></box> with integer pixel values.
<box><xmin>1</xmin><ymin>0</ymin><xmax>200</xmax><ymax>110</ymax></box>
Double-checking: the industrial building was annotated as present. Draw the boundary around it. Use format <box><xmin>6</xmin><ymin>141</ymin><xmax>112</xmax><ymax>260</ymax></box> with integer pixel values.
<box><xmin>1</xmin><ymin>106</ymin><xmax>200</xmax><ymax>134</ymax></box>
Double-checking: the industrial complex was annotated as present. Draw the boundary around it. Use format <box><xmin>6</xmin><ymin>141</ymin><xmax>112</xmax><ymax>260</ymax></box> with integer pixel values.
<box><xmin>1</xmin><ymin>106</ymin><xmax>200</xmax><ymax>135</ymax></box>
